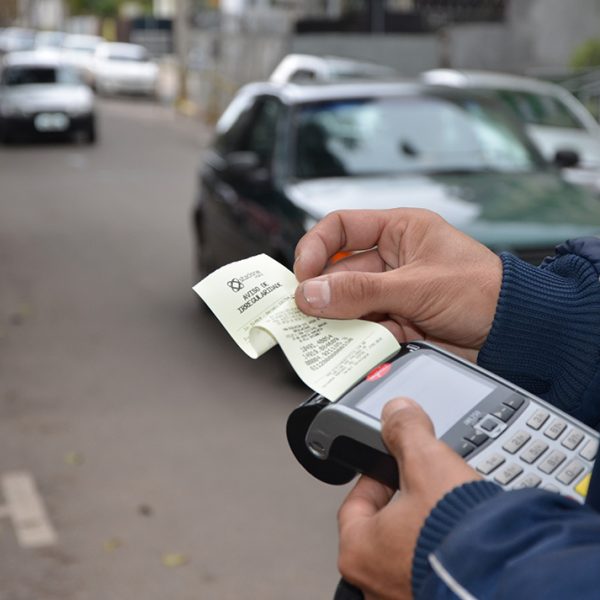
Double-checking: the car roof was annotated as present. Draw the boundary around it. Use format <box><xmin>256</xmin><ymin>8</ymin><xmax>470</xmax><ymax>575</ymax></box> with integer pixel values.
<box><xmin>421</xmin><ymin>69</ymin><xmax>571</xmax><ymax>96</ymax></box>
<box><xmin>97</xmin><ymin>41</ymin><xmax>146</xmax><ymax>51</ymax></box>
<box><xmin>2</xmin><ymin>49</ymin><xmax>67</xmax><ymax>68</ymax></box>
<box><xmin>236</xmin><ymin>79</ymin><xmax>496</xmax><ymax>105</ymax></box>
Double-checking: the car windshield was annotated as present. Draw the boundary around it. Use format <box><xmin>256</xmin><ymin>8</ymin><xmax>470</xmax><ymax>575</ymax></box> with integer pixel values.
<box><xmin>106</xmin><ymin>47</ymin><xmax>149</xmax><ymax>62</ymax></box>
<box><xmin>493</xmin><ymin>89</ymin><xmax>585</xmax><ymax>129</ymax></box>
<box><xmin>293</xmin><ymin>95</ymin><xmax>543</xmax><ymax>180</ymax></box>
<box><xmin>2</xmin><ymin>65</ymin><xmax>81</xmax><ymax>86</ymax></box>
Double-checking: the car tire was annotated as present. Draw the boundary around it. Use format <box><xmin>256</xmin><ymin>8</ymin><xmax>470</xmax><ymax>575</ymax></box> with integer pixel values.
<box><xmin>84</xmin><ymin>122</ymin><xmax>97</xmax><ymax>145</ymax></box>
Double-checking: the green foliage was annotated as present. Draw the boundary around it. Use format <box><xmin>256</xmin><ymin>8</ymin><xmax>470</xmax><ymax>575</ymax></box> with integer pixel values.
<box><xmin>66</xmin><ymin>0</ymin><xmax>152</xmax><ymax>18</ymax></box>
<box><xmin>571</xmin><ymin>38</ymin><xmax>600</xmax><ymax>69</ymax></box>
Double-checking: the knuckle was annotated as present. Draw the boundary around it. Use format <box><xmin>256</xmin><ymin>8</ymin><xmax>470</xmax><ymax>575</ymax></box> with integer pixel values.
<box><xmin>338</xmin><ymin>272</ymin><xmax>379</xmax><ymax>305</ymax></box>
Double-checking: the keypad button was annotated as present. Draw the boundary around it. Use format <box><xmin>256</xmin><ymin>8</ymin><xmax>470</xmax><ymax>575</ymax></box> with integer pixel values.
<box><xmin>538</xmin><ymin>450</ymin><xmax>567</xmax><ymax>474</ymax></box>
<box><xmin>562</xmin><ymin>429</ymin><xmax>585</xmax><ymax>451</ymax></box>
<box><xmin>492</xmin><ymin>405</ymin><xmax>515</xmax><ymax>423</ymax></box>
<box><xmin>455</xmin><ymin>440</ymin><xmax>476</xmax><ymax>458</ymax></box>
<box><xmin>494</xmin><ymin>463</ymin><xmax>523</xmax><ymax>485</ymax></box>
<box><xmin>514</xmin><ymin>473</ymin><xmax>542</xmax><ymax>489</ymax></box>
<box><xmin>575</xmin><ymin>473</ymin><xmax>592</xmax><ymax>497</ymax></box>
<box><xmin>544</xmin><ymin>419</ymin><xmax>567</xmax><ymax>440</ymax></box>
<box><xmin>476</xmin><ymin>453</ymin><xmax>505</xmax><ymax>475</ymax></box>
<box><xmin>464</xmin><ymin>431</ymin><xmax>489</xmax><ymax>447</ymax></box>
<box><xmin>479</xmin><ymin>418</ymin><xmax>499</xmax><ymax>432</ymax></box>
<box><xmin>557</xmin><ymin>460</ymin><xmax>585</xmax><ymax>485</ymax></box>
<box><xmin>543</xmin><ymin>484</ymin><xmax>560</xmax><ymax>493</ymax></box>
<box><xmin>580</xmin><ymin>439</ymin><xmax>598</xmax><ymax>462</ymax></box>
<box><xmin>503</xmin><ymin>396</ymin><xmax>525</xmax><ymax>411</ymax></box>
<box><xmin>527</xmin><ymin>409</ymin><xmax>550</xmax><ymax>430</ymax></box>
<box><xmin>502</xmin><ymin>430</ymin><xmax>531</xmax><ymax>454</ymax></box>
<box><xmin>520</xmin><ymin>440</ymin><xmax>549</xmax><ymax>464</ymax></box>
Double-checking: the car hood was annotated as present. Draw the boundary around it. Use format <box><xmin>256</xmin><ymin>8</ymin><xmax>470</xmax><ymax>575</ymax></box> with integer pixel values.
<box><xmin>1</xmin><ymin>84</ymin><xmax>93</xmax><ymax>111</ymax></box>
<box><xmin>527</xmin><ymin>125</ymin><xmax>600</xmax><ymax>168</ymax></box>
<box><xmin>285</xmin><ymin>171</ymin><xmax>600</xmax><ymax>249</ymax></box>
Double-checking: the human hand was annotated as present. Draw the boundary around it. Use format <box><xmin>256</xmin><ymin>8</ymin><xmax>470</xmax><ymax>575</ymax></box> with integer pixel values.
<box><xmin>294</xmin><ymin>209</ymin><xmax>502</xmax><ymax>361</ymax></box>
<box><xmin>337</xmin><ymin>397</ymin><xmax>480</xmax><ymax>600</ymax></box>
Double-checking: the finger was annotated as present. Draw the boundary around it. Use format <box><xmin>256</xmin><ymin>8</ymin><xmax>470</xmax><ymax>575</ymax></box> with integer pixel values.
<box><xmin>322</xmin><ymin>249</ymin><xmax>386</xmax><ymax>277</ymax></box>
<box><xmin>294</xmin><ymin>210</ymin><xmax>392</xmax><ymax>282</ymax></box>
<box><xmin>380</xmin><ymin>398</ymin><xmax>437</xmax><ymax>467</ymax></box>
<box><xmin>295</xmin><ymin>268</ymin><xmax>414</xmax><ymax>318</ymax></box>
<box><xmin>338</xmin><ymin>475</ymin><xmax>394</xmax><ymax>531</ymax></box>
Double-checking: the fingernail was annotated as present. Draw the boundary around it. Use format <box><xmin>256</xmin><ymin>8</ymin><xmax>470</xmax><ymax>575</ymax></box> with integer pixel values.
<box><xmin>381</xmin><ymin>398</ymin><xmax>413</xmax><ymax>423</ymax></box>
<box><xmin>301</xmin><ymin>278</ymin><xmax>331</xmax><ymax>309</ymax></box>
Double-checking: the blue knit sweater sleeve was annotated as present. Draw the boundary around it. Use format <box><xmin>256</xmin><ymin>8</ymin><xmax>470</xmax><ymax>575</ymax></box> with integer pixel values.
<box><xmin>478</xmin><ymin>242</ymin><xmax>600</xmax><ymax>427</ymax></box>
<box><xmin>411</xmin><ymin>239</ymin><xmax>600</xmax><ymax>599</ymax></box>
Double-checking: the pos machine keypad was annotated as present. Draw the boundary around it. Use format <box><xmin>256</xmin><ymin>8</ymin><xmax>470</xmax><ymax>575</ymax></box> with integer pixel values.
<box><xmin>469</xmin><ymin>398</ymin><xmax>597</xmax><ymax>502</ymax></box>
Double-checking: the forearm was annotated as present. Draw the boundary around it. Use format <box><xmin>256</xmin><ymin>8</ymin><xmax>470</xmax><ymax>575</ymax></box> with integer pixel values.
<box><xmin>478</xmin><ymin>240</ymin><xmax>600</xmax><ymax>427</ymax></box>
<box><xmin>413</xmin><ymin>481</ymin><xmax>600</xmax><ymax>599</ymax></box>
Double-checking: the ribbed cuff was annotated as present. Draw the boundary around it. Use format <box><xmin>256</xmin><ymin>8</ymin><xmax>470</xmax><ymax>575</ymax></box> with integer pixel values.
<box><xmin>412</xmin><ymin>481</ymin><xmax>503</xmax><ymax>598</ymax></box>
<box><xmin>478</xmin><ymin>252</ymin><xmax>600</xmax><ymax>420</ymax></box>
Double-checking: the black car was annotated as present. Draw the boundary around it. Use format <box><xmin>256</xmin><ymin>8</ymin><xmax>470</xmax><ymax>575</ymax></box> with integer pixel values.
<box><xmin>193</xmin><ymin>80</ymin><xmax>600</xmax><ymax>278</ymax></box>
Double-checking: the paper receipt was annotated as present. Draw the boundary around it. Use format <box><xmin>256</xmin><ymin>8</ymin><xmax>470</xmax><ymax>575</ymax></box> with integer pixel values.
<box><xmin>193</xmin><ymin>254</ymin><xmax>400</xmax><ymax>401</ymax></box>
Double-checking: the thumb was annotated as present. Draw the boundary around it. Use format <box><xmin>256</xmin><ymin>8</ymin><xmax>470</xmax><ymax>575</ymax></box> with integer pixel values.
<box><xmin>295</xmin><ymin>271</ymin><xmax>397</xmax><ymax>319</ymax></box>
<box><xmin>380</xmin><ymin>397</ymin><xmax>437</xmax><ymax>470</ymax></box>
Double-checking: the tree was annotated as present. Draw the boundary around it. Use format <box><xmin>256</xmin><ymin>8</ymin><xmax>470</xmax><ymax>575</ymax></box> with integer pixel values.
<box><xmin>571</xmin><ymin>38</ymin><xmax>600</xmax><ymax>70</ymax></box>
<box><xmin>66</xmin><ymin>0</ymin><xmax>152</xmax><ymax>18</ymax></box>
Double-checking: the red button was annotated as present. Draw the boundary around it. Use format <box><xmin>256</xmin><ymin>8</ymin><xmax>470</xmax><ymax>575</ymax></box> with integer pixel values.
<box><xmin>366</xmin><ymin>363</ymin><xmax>392</xmax><ymax>382</ymax></box>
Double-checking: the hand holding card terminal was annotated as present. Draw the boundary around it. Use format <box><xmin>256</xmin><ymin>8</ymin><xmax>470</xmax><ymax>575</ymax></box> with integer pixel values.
<box><xmin>287</xmin><ymin>342</ymin><xmax>599</xmax><ymax>501</ymax></box>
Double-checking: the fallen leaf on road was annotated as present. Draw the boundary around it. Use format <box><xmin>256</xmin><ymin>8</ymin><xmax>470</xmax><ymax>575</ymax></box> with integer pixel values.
<box><xmin>162</xmin><ymin>553</ymin><xmax>188</xmax><ymax>567</ymax></box>
<box><xmin>64</xmin><ymin>452</ymin><xmax>84</xmax><ymax>466</ymax></box>
<box><xmin>104</xmin><ymin>538</ymin><xmax>123</xmax><ymax>552</ymax></box>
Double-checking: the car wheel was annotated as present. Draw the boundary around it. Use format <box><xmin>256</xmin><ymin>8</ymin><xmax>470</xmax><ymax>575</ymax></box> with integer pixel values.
<box><xmin>84</xmin><ymin>122</ymin><xmax>97</xmax><ymax>145</ymax></box>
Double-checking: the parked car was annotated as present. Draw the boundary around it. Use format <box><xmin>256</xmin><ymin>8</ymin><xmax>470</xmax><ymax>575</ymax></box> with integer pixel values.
<box><xmin>34</xmin><ymin>31</ymin><xmax>67</xmax><ymax>50</ymax></box>
<box><xmin>0</xmin><ymin>51</ymin><xmax>96</xmax><ymax>143</ymax></box>
<box><xmin>270</xmin><ymin>54</ymin><xmax>398</xmax><ymax>85</ymax></box>
<box><xmin>421</xmin><ymin>69</ymin><xmax>600</xmax><ymax>190</ymax></box>
<box><xmin>0</xmin><ymin>27</ymin><xmax>35</xmax><ymax>54</ymax></box>
<box><xmin>93</xmin><ymin>42</ymin><xmax>158</xmax><ymax>96</ymax></box>
<box><xmin>60</xmin><ymin>34</ymin><xmax>104</xmax><ymax>84</ymax></box>
<box><xmin>193</xmin><ymin>80</ymin><xmax>600</xmax><ymax>279</ymax></box>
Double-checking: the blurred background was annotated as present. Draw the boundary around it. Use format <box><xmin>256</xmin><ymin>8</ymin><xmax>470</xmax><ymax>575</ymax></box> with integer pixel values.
<box><xmin>3</xmin><ymin>1</ymin><xmax>600</xmax><ymax>599</ymax></box>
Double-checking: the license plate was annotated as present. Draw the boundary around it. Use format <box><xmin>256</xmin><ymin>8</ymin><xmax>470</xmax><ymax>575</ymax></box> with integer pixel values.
<box><xmin>34</xmin><ymin>113</ymin><xmax>69</xmax><ymax>132</ymax></box>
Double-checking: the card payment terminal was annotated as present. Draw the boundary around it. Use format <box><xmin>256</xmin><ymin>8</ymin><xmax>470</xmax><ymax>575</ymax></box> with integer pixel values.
<box><xmin>287</xmin><ymin>342</ymin><xmax>599</xmax><ymax>501</ymax></box>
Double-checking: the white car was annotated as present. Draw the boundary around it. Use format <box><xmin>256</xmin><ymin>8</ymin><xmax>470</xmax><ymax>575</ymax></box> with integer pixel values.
<box><xmin>0</xmin><ymin>51</ymin><xmax>96</xmax><ymax>143</ymax></box>
<box><xmin>93</xmin><ymin>42</ymin><xmax>158</xmax><ymax>97</ymax></box>
<box><xmin>269</xmin><ymin>54</ymin><xmax>398</xmax><ymax>84</ymax></box>
<box><xmin>422</xmin><ymin>69</ymin><xmax>600</xmax><ymax>189</ymax></box>
<box><xmin>61</xmin><ymin>34</ymin><xmax>104</xmax><ymax>84</ymax></box>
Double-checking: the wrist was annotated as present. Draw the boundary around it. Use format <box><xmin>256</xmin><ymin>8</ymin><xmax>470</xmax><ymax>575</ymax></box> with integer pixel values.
<box><xmin>478</xmin><ymin>252</ymin><xmax>600</xmax><ymax>423</ymax></box>
<box><xmin>412</xmin><ymin>481</ymin><xmax>503</xmax><ymax>598</ymax></box>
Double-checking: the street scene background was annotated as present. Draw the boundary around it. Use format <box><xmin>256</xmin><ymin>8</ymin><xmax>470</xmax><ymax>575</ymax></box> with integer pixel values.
<box><xmin>0</xmin><ymin>98</ymin><xmax>344</xmax><ymax>599</ymax></box>
<box><xmin>4</xmin><ymin>0</ymin><xmax>600</xmax><ymax>599</ymax></box>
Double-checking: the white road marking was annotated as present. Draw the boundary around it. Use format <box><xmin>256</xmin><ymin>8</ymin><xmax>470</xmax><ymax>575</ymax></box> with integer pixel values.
<box><xmin>1</xmin><ymin>471</ymin><xmax>57</xmax><ymax>547</ymax></box>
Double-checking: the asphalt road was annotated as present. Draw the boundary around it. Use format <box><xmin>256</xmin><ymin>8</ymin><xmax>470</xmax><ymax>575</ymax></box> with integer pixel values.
<box><xmin>0</xmin><ymin>99</ymin><xmax>348</xmax><ymax>600</ymax></box>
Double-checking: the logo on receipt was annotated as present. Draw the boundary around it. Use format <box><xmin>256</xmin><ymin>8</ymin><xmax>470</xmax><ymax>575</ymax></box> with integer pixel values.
<box><xmin>227</xmin><ymin>278</ymin><xmax>244</xmax><ymax>292</ymax></box>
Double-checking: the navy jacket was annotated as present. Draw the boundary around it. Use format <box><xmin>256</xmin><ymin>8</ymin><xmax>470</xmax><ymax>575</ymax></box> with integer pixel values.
<box><xmin>413</xmin><ymin>238</ymin><xmax>600</xmax><ymax>599</ymax></box>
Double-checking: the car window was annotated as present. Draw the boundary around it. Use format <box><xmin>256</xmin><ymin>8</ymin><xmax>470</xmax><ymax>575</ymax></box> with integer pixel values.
<box><xmin>238</xmin><ymin>96</ymin><xmax>284</xmax><ymax>165</ymax></box>
<box><xmin>214</xmin><ymin>93</ymin><xmax>256</xmax><ymax>155</ymax></box>
<box><xmin>2</xmin><ymin>66</ymin><xmax>80</xmax><ymax>86</ymax></box>
<box><xmin>494</xmin><ymin>89</ymin><xmax>585</xmax><ymax>129</ymax></box>
<box><xmin>106</xmin><ymin>46</ymin><xmax>149</xmax><ymax>62</ymax></box>
<box><xmin>293</xmin><ymin>95</ymin><xmax>542</xmax><ymax>179</ymax></box>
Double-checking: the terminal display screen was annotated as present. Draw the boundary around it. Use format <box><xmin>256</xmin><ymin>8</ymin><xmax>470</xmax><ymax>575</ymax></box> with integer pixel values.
<box><xmin>356</xmin><ymin>353</ymin><xmax>495</xmax><ymax>436</ymax></box>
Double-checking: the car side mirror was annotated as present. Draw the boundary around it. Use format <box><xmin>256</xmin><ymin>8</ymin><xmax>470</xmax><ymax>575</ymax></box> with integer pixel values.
<box><xmin>226</xmin><ymin>151</ymin><xmax>270</xmax><ymax>185</ymax></box>
<box><xmin>554</xmin><ymin>149</ymin><xmax>580</xmax><ymax>169</ymax></box>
